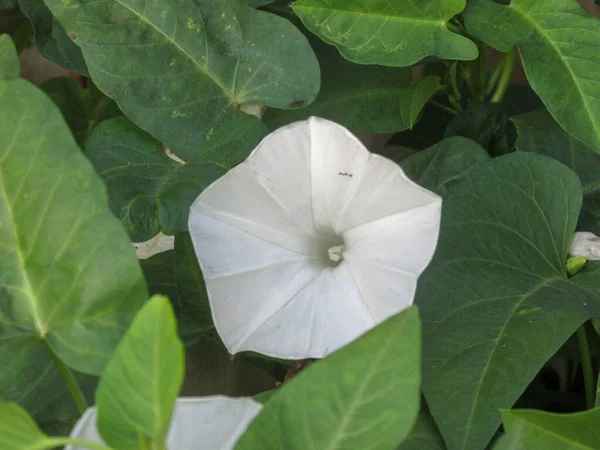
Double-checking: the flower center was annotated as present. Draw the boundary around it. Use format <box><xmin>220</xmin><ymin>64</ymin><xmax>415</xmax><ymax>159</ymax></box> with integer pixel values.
<box><xmin>327</xmin><ymin>244</ymin><xmax>346</xmax><ymax>265</ymax></box>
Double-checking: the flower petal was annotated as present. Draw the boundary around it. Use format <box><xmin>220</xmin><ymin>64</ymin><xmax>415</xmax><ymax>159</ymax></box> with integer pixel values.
<box><xmin>66</xmin><ymin>397</ymin><xmax>262</xmax><ymax>450</ymax></box>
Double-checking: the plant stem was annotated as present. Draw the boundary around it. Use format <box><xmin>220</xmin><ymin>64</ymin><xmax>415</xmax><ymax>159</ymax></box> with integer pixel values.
<box><xmin>576</xmin><ymin>324</ymin><xmax>595</xmax><ymax>409</ymax></box>
<box><xmin>486</xmin><ymin>55</ymin><xmax>505</xmax><ymax>96</ymax></box>
<box><xmin>477</xmin><ymin>43</ymin><xmax>488</xmax><ymax>99</ymax></box>
<box><xmin>45</xmin><ymin>341</ymin><xmax>88</xmax><ymax>415</ymax></box>
<box><xmin>50</xmin><ymin>437</ymin><xmax>113</xmax><ymax>450</ymax></box>
<box><xmin>460</xmin><ymin>63</ymin><xmax>479</xmax><ymax>103</ymax></box>
<box><xmin>490</xmin><ymin>47</ymin><xmax>515</xmax><ymax>103</ymax></box>
<box><xmin>429</xmin><ymin>99</ymin><xmax>459</xmax><ymax>116</ymax></box>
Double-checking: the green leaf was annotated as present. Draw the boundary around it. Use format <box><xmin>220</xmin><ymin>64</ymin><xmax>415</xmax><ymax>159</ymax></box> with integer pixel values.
<box><xmin>491</xmin><ymin>420</ymin><xmax>528</xmax><ymax>450</ymax></box>
<box><xmin>264</xmin><ymin>36</ymin><xmax>440</xmax><ymax>133</ymax></box>
<box><xmin>398</xmin><ymin>411</ymin><xmax>446</xmax><ymax>450</ymax></box>
<box><xmin>139</xmin><ymin>234</ymin><xmax>213</xmax><ymax>346</ymax></box>
<box><xmin>465</xmin><ymin>0</ymin><xmax>600</xmax><ymax>152</ymax></box>
<box><xmin>0</xmin><ymin>0</ymin><xmax>18</xmax><ymax>11</ymax></box>
<box><xmin>416</xmin><ymin>152</ymin><xmax>600</xmax><ymax>449</ymax></box>
<box><xmin>0</xmin><ymin>65</ymin><xmax>147</xmax><ymax>379</ymax></box>
<box><xmin>243</xmin><ymin>0</ymin><xmax>274</xmax><ymax>6</ymax></box>
<box><xmin>45</xmin><ymin>0</ymin><xmax>319</xmax><ymax>157</ymax></box>
<box><xmin>0</xmin><ymin>34</ymin><xmax>18</xmax><ymax>79</ymax></box>
<box><xmin>40</xmin><ymin>77</ymin><xmax>89</xmax><ymax>148</ymax></box>
<box><xmin>17</xmin><ymin>0</ymin><xmax>88</xmax><ymax>74</ymax></box>
<box><xmin>0</xmin><ymin>402</ymin><xmax>71</xmax><ymax>450</ymax></box>
<box><xmin>86</xmin><ymin>116</ymin><xmax>263</xmax><ymax>240</ymax></box>
<box><xmin>293</xmin><ymin>0</ymin><xmax>478</xmax><ymax>67</ymax></box>
<box><xmin>236</xmin><ymin>306</ymin><xmax>421</xmax><ymax>450</ymax></box>
<box><xmin>174</xmin><ymin>232</ymin><xmax>213</xmax><ymax>345</ymax></box>
<box><xmin>96</xmin><ymin>295</ymin><xmax>184</xmax><ymax>450</ymax></box>
<box><xmin>513</xmin><ymin>109</ymin><xmax>600</xmax><ymax>236</ymax></box>
<box><xmin>400</xmin><ymin>136</ymin><xmax>490</xmax><ymax>196</ymax></box>
<box><xmin>444</xmin><ymin>103</ymin><xmax>509</xmax><ymax>156</ymax></box>
<box><xmin>500</xmin><ymin>408</ymin><xmax>600</xmax><ymax>449</ymax></box>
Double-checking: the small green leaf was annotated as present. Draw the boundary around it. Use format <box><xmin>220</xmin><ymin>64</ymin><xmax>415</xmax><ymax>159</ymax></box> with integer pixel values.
<box><xmin>293</xmin><ymin>0</ymin><xmax>478</xmax><ymax>67</ymax></box>
<box><xmin>513</xmin><ymin>109</ymin><xmax>600</xmax><ymax>235</ymax></box>
<box><xmin>17</xmin><ymin>0</ymin><xmax>88</xmax><ymax>74</ymax></box>
<box><xmin>0</xmin><ymin>34</ymin><xmax>18</xmax><ymax>79</ymax></box>
<box><xmin>45</xmin><ymin>0</ymin><xmax>319</xmax><ymax>157</ymax></box>
<box><xmin>86</xmin><ymin>116</ymin><xmax>263</xmax><ymax>240</ymax></box>
<box><xmin>400</xmin><ymin>136</ymin><xmax>490</xmax><ymax>196</ymax></box>
<box><xmin>264</xmin><ymin>36</ymin><xmax>440</xmax><ymax>133</ymax></box>
<box><xmin>465</xmin><ymin>0</ymin><xmax>600</xmax><ymax>152</ymax></box>
<box><xmin>501</xmin><ymin>408</ymin><xmax>600</xmax><ymax>449</ymax></box>
<box><xmin>0</xmin><ymin>65</ymin><xmax>147</xmax><ymax>380</ymax></box>
<box><xmin>0</xmin><ymin>402</ymin><xmax>62</xmax><ymax>450</ymax></box>
<box><xmin>96</xmin><ymin>295</ymin><xmax>184</xmax><ymax>450</ymax></box>
<box><xmin>566</xmin><ymin>257</ymin><xmax>587</xmax><ymax>278</ymax></box>
<box><xmin>416</xmin><ymin>152</ymin><xmax>600</xmax><ymax>449</ymax></box>
<box><xmin>236</xmin><ymin>306</ymin><xmax>421</xmax><ymax>450</ymax></box>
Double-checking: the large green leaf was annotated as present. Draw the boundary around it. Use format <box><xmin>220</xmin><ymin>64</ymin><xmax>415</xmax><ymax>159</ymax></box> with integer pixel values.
<box><xmin>513</xmin><ymin>109</ymin><xmax>600</xmax><ymax>236</ymax></box>
<box><xmin>398</xmin><ymin>411</ymin><xmax>446</xmax><ymax>450</ymax></box>
<box><xmin>416</xmin><ymin>152</ymin><xmax>600</xmax><ymax>449</ymax></box>
<box><xmin>264</xmin><ymin>35</ymin><xmax>440</xmax><ymax>133</ymax></box>
<box><xmin>465</xmin><ymin>0</ymin><xmax>600</xmax><ymax>153</ymax></box>
<box><xmin>17</xmin><ymin>0</ymin><xmax>87</xmax><ymax>74</ymax></box>
<box><xmin>400</xmin><ymin>136</ymin><xmax>490</xmax><ymax>196</ymax></box>
<box><xmin>96</xmin><ymin>295</ymin><xmax>184</xmax><ymax>450</ymax></box>
<box><xmin>86</xmin><ymin>116</ymin><xmax>263</xmax><ymax>240</ymax></box>
<box><xmin>236</xmin><ymin>306</ymin><xmax>421</xmax><ymax>450</ymax></box>
<box><xmin>499</xmin><ymin>408</ymin><xmax>600</xmax><ymax>449</ymax></box>
<box><xmin>293</xmin><ymin>0</ymin><xmax>478</xmax><ymax>67</ymax></box>
<box><xmin>45</xmin><ymin>0</ymin><xmax>319</xmax><ymax>158</ymax></box>
<box><xmin>0</xmin><ymin>34</ymin><xmax>19</xmax><ymax>79</ymax></box>
<box><xmin>0</xmin><ymin>37</ymin><xmax>147</xmax><ymax>382</ymax></box>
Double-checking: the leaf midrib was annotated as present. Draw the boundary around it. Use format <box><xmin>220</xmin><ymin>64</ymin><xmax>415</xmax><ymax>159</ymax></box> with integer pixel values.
<box><xmin>459</xmin><ymin>275</ymin><xmax>563</xmax><ymax>449</ymax></box>
<box><xmin>113</xmin><ymin>0</ymin><xmax>236</xmax><ymax>101</ymax></box>
<box><xmin>513</xmin><ymin>4</ymin><xmax>600</xmax><ymax>146</ymax></box>
<box><xmin>0</xmin><ymin>101</ymin><xmax>44</xmax><ymax>335</ymax></box>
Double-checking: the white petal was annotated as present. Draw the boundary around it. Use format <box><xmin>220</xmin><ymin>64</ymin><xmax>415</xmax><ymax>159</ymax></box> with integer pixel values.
<box><xmin>66</xmin><ymin>397</ymin><xmax>262</xmax><ymax>450</ymax></box>
<box><xmin>569</xmin><ymin>231</ymin><xmax>600</xmax><ymax>260</ymax></box>
<box><xmin>239</xmin><ymin>267</ymin><xmax>373</xmax><ymax>358</ymax></box>
<box><xmin>344</xmin><ymin>201</ymin><xmax>442</xmax><ymax>276</ymax></box>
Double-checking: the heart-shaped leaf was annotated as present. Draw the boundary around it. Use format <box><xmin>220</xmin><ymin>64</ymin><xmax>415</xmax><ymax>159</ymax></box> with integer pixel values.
<box><xmin>401</xmin><ymin>136</ymin><xmax>490</xmax><ymax>196</ymax></box>
<box><xmin>17</xmin><ymin>0</ymin><xmax>87</xmax><ymax>74</ymax></box>
<box><xmin>0</xmin><ymin>403</ymin><xmax>63</xmax><ymax>450</ymax></box>
<box><xmin>264</xmin><ymin>36</ymin><xmax>440</xmax><ymax>133</ymax></box>
<box><xmin>86</xmin><ymin>116</ymin><xmax>263</xmax><ymax>240</ymax></box>
<box><xmin>513</xmin><ymin>109</ymin><xmax>600</xmax><ymax>235</ymax></box>
<box><xmin>465</xmin><ymin>0</ymin><xmax>600</xmax><ymax>152</ymax></box>
<box><xmin>416</xmin><ymin>152</ymin><xmax>600</xmax><ymax>449</ymax></box>
<box><xmin>96</xmin><ymin>295</ymin><xmax>184</xmax><ymax>450</ymax></box>
<box><xmin>293</xmin><ymin>0</ymin><xmax>478</xmax><ymax>67</ymax></box>
<box><xmin>0</xmin><ymin>37</ymin><xmax>147</xmax><ymax>381</ymax></box>
<box><xmin>236</xmin><ymin>306</ymin><xmax>421</xmax><ymax>450</ymax></box>
<box><xmin>498</xmin><ymin>408</ymin><xmax>600</xmax><ymax>449</ymax></box>
<box><xmin>45</xmin><ymin>0</ymin><xmax>319</xmax><ymax>157</ymax></box>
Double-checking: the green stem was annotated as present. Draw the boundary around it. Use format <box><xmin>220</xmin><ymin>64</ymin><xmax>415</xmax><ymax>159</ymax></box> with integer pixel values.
<box><xmin>477</xmin><ymin>43</ymin><xmax>488</xmax><ymax>99</ymax></box>
<box><xmin>460</xmin><ymin>63</ymin><xmax>478</xmax><ymax>103</ymax></box>
<box><xmin>429</xmin><ymin>99</ymin><xmax>458</xmax><ymax>116</ymax></box>
<box><xmin>45</xmin><ymin>341</ymin><xmax>88</xmax><ymax>415</ymax></box>
<box><xmin>486</xmin><ymin>55</ymin><xmax>505</xmax><ymax>96</ymax></box>
<box><xmin>576</xmin><ymin>324</ymin><xmax>595</xmax><ymax>409</ymax></box>
<box><xmin>49</xmin><ymin>437</ymin><xmax>113</xmax><ymax>450</ymax></box>
<box><xmin>490</xmin><ymin>48</ymin><xmax>515</xmax><ymax>103</ymax></box>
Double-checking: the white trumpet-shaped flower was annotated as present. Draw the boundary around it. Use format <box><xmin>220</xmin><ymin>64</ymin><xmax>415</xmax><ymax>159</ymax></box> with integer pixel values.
<box><xmin>189</xmin><ymin>117</ymin><xmax>442</xmax><ymax>359</ymax></box>
<box><xmin>66</xmin><ymin>397</ymin><xmax>262</xmax><ymax>450</ymax></box>
<box><xmin>569</xmin><ymin>231</ymin><xmax>600</xmax><ymax>260</ymax></box>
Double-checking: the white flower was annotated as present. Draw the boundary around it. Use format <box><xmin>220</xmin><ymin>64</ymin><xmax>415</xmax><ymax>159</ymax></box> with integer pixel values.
<box><xmin>133</xmin><ymin>232</ymin><xmax>175</xmax><ymax>259</ymax></box>
<box><xmin>189</xmin><ymin>117</ymin><xmax>442</xmax><ymax>359</ymax></box>
<box><xmin>66</xmin><ymin>397</ymin><xmax>262</xmax><ymax>450</ymax></box>
<box><xmin>570</xmin><ymin>231</ymin><xmax>600</xmax><ymax>260</ymax></box>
